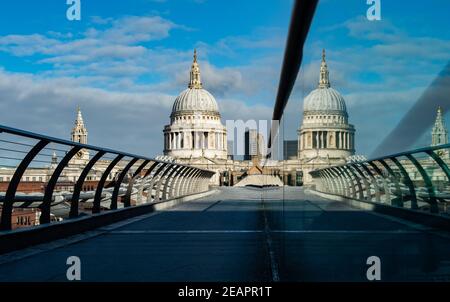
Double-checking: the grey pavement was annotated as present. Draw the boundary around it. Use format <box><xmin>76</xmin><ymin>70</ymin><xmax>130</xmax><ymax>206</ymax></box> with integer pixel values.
<box><xmin>0</xmin><ymin>187</ymin><xmax>449</xmax><ymax>282</ymax></box>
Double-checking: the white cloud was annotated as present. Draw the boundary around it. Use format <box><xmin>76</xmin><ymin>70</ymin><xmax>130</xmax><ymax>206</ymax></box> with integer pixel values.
<box><xmin>0</xmin><ymin>15</ymin><xmax>178</xmax><ymax>69</ymax></box>
<box><xmin>93</xmin><ymin>16</ymin><xmax>176</xmax><ymax>44</ymax></box>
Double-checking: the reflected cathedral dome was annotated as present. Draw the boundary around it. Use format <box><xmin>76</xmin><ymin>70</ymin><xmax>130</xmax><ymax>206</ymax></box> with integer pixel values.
<box><xmin>303</xmin><ymin>87</ymin><xmax>347</xmax><ymax>115</ymax></box>
<box><xmin>298</xmin><ymin>49</ymin><xmax>355</xmax><ymax>162</ymax></box>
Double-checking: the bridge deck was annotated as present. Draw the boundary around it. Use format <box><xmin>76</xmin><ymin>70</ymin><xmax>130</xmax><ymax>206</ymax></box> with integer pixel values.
<box><xmin>0</xmin><ymin>187</ymin><xmax>449</xmax><ymax>282</ymax></box>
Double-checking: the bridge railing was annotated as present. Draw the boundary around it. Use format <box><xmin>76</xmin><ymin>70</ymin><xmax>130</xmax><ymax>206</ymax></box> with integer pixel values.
<box><xmin>310</xmin><ymin>144</ymin><xmax>450</xmax><ymax>216</ymax></box>
<box><xmin>0</xmin><ymin>124</ymin><xmax>215</xmax><ymax>231</ymax></box>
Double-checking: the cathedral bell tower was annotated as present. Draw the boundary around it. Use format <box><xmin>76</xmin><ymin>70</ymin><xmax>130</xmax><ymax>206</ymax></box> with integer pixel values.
<box><xmin>71</xmin><ymin>106</ymin><xmax>89</xmax><ymax>161</ymax></box>
<box><xmin>432</xmin><ymin>106</ymin><xmax>448</xmax><ymax>146</ymax></box>
<box><xmin>431</xmin><ymin>106</ymin><xmax>449</xmax><ymax>159</ymax></box>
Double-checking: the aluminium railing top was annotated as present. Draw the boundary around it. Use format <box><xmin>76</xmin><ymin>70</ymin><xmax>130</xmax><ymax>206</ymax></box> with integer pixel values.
<box><xmin>0</xmin><ymin>124</ymin><xmax>215</xmax><ymax>231</ymax></box>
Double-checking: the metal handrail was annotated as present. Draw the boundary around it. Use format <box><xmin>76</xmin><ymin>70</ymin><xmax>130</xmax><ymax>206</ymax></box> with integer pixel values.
<box><xmin>310</xmin><ymin>144</ymin><xmax>450</xmax><ymax>216</ymax></box>
<box><xmin>0</xmin><ymin>124</ymin><xmax>211</xmax><ymax>172</ymax></box>
<box><xmin>312</xmin><ymin>143</ymin><xmax>450</xmax><ymax>172</ymax></box>
<box><xmin>0</xmin><ymin>124</ymin><xmax>215</xmax><ymax>230</ymax></box>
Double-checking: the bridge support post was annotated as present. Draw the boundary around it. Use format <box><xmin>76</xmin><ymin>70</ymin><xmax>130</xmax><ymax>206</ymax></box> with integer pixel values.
<box><xmin>123</xmin><ymin>160</ymin><xmax>152</xmax><ymax>207</ymax></box>
<box><xmin>329</xmin><ymin>168</ymin><xmax>345</xmax><ymax>196</ymax></box>
<box><xmin>320</xmin><ymin>170</ymin><xmax>333</xmax><ymax>193</ymax></box>
<box><xmin>426</xmin><ymin>150</ymin><xmax>450</xmax><ymax>182</ymax></box>
<box><xmin>347</xmin><ymin>166</ymin><xmax>362</xmax><ymax>200</ymax></box>
<box><xmin>390</xmin><ymin>157</ymin><xmax>418</xmax><ymax>210</ymax></box>
<box><xmin>315</xmin><ymin>171</ymin><xmax>326</xmax><ymax>192</ymax></box>
<box><xmin>192</xmin><ymin>171</ymin><xmax>204</xmax><ymax>193</ymax></box>
<box><xmin>359</xmin><ymin>162</ymin><xmax>381</xmax><ymax>202</ymax></box>
<box><xmin>162</xmin><ymin>165</ymin><xmax>182</xmax><ymax>200</ymax></box>
<box><xmin>70</xmin><ymin>151</ymin><xmax>106</xmax><ymax>218</ymax></box>
<box><xmin>406</xmin><ymin>154</ymin><xmax>437</xmax><ymax>213</ymax></box>
<box><xmin>335</xmin><ymin>167</ymin><xmax>352</xmax><ymax>198</ymax></box>
<box><xmin>171</xmin><ymin>166</ymin><xmax>189</xmax><ymax>198</ymax></box>
<box><xmin>350</xmin><ymin>164</ymin><xmax>370</xmax><ymax>201</ymax></box>
<box><xmin>181</xmin><ymin>168</ymin><xmax>197</xmax><ymax>196</ymax></box>
<box><xmin>377</xmin><ymin>159</ymin><xmax>404</xmax><ymax>208</ymax></box>
<box><xmin>323</xmin><ymin>169</ymin><xmax>339</xmax><ymax>194</ymax></box>
<box><xmin>154</xmin><ymin>164</ymin><xmax>175</xmax><ymax>202</ymax></box>
<box><xmin>184</xmin><ymin>169</ymin><xmax>201</xmax><ymax>195</ymax></box>
<box><xmin>41</xmin><ymin>146</ymin><xmax>82</xmax><ymax>224</ymax></box>
<box><xmin>1</xmin><ymin>140</ymin><xmax>49</xmax><ymax>231</ymax></box>
<box><xmin>110</xmin><ymin>158</ymin><xmax>139</xmax><ymax>210</ymax></box>
<box><xmin>146</xmin><ymin>163</ymin><xmax>169</xmax><ymax>203</ymax></box>
<box><xmin>369</xmin><ymin>161</ymin><xmax>391</xmax><ymax>204</ymax></box>
<box><xmin>93</xmin><ymin>155</ymin><xmax>124</xmax><ymax>214</ymax></box>
<box><xmin>137</xmin><ymin>162</ymin><xmax>159</xmax><ymax>204</ymax></box>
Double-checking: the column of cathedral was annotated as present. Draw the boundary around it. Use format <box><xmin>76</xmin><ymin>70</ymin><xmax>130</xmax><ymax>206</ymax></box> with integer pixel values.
<box><xmin>151</xmin><ymin>127</ymin><xmax>229</xmax><ymax>152</ymax></box>
<box><xmin>299</xmin><ymin>130</ymin><xmax>354</xmax><ymax>151</ymax></box>
<box><xmin>165</xmin><ymin>131</ymin><xmax>198</xmax><ymax>150</ymax></box>
<box><xmin>164</xmin><ymin>128</ymin><xmax>227</xmax><ymax>151</ymax></box>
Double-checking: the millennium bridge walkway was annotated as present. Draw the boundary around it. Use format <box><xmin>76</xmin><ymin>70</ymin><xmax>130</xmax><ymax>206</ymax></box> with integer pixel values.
<box><xmin>1</xmin><ymin>186</ymin><xmax>449</xmax><ymax>282</ymax></box>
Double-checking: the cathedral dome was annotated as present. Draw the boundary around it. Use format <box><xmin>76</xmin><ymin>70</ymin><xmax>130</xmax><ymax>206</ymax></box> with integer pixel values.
<box><xmin>303</xmin><ymin>49</ymin><xmax>348</xmax><ymax>116</ymax></box>
<box><xmin>172</xmin><ymin>88</ymin><xmax>219</xmax><ymax>114</ymax></box>
<box><xmin>171</xmin><ymin>49</ymin><xmax>220</xmax><ymax>116</ymax></box>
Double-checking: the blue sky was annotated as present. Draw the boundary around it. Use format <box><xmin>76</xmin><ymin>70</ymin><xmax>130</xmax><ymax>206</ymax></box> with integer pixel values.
<box><xmin>0</xmin><ymin>0</ymin><xmax>448</xmax><ymax>157</ymax></box>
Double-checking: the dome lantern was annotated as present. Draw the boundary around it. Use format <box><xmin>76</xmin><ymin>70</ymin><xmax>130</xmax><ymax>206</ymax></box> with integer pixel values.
<box><xmin>318</xmin><ymin>49</ymin><xmax>330</xmax><ymax>88</ymax></box>
<box><xmin>188</xmin><ymin>49</ymin><xmax>203</xmax><ymax>89</ymax></box>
